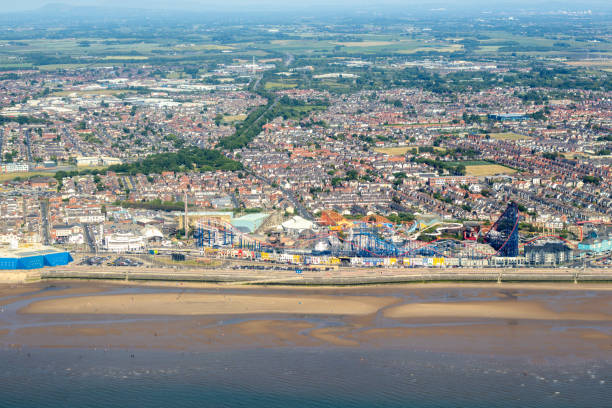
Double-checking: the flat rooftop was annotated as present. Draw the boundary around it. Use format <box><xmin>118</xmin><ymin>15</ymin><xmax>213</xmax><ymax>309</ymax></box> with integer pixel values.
<box><xmin>0</xmin><ymin>245</ymin><xmax>68</xmax><ymax>258</ymax></box>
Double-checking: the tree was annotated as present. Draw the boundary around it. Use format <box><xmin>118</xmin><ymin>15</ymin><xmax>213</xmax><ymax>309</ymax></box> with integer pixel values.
<box><xmin>214</xmin><ymin>114</ymin><xmax>224</xmax><ymax>126</ymax></box>
<box><xmin>345</xmin><ymin>169</ymin><xmax>358</xmax><ymax>181</ymax></box>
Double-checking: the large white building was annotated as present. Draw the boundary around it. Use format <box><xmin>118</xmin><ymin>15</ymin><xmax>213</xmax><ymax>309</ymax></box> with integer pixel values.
<box><xmin>104</xmin><ymin>233</ymin><xmax>145</xmax><ymax>253</ymax></box>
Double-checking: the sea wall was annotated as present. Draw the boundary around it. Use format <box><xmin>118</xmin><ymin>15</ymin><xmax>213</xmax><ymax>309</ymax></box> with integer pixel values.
<box><xmin>34</xmin><ymin>267</ymin><xmax>612</xmax><ymax>285</ymax></box>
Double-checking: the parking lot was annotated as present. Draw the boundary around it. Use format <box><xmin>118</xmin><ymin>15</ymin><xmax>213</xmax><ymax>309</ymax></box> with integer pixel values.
<box><xmin>78</xmin><ymin>256</ymin><xmax>143</xmax><ymax>267</ymax></box>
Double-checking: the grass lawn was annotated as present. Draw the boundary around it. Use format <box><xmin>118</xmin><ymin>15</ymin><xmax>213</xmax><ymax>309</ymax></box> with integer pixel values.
<box><xmin>264</xmin><ymin>81</ymin><xmax>298</xmax><ymax>90</ymax></box>
<box><xmin>147</xmin><ymin>255</ymin><xmax>223</xmax><ymax>268</ymax></box>
<box><xmin>0</xmin><ymin>171</ymin><xmax>57</xmax><ymax>181</ymax></box>
<box><xmin>222</xmin><ymin>114</ymin><xmax>247</xmax><ymax>123</ymax></box>
<box><xmin>374</xmin><ymin>146</ymin><xmax>415</xmax><ymax>156</ymax></box>
<box><xmin>76</xmin><ymin>165</ymin><xmax>108</xmax><ymax>171</ymax></box>
<box><xmin>488</xmin><ymin>132</ymin><xmax>531</xmax><ymax>141</ymax></box>
<box><xmin>561</xmin><ymin>152</ymin><xmax>599</xmax><ymax>159</ymax></box>
<box><xmin>464</xmin><ymin>164</ymin><xmax>517</xmax><ymax>176</ymax></box>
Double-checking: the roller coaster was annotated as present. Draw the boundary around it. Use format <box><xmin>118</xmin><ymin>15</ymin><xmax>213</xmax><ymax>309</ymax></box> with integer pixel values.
<box><xmin>194</xmin><ymin>218</ymin><xmax>264</xmax><ymax>251</ymax></box>
<box><xmin>193</xmin><ymin>202</ymin><xmax>579</xmax><ymax>262</ymax></box>
<box><xmin>484</xmin><ymin>202</ymin><xmax>520</xmax><ymax>257</ymax></box>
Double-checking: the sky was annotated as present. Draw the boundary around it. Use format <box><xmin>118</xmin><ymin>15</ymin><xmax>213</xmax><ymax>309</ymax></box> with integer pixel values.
<box><xmin>2</xmin><ymin>0</ymin><xmax>610</xmax><ymax>14</ymax></box>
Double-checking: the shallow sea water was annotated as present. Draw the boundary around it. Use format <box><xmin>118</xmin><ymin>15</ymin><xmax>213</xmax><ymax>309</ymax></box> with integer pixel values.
<box><xmin>0</xmin><ymin>347</ymin><xmax>610</xmax><ymax>407</ymax></box>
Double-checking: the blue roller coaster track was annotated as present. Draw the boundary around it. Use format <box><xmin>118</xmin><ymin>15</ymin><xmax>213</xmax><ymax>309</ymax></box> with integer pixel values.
<box><xmin>484</xmin><ymin>202</ymin><xmax>520</xmax><ymax>257</ymax></box>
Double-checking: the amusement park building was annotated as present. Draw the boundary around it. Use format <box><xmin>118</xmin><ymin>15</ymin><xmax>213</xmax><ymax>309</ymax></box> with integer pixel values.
<box><xmin>104</xmin><ymin>232</ymin><xmax>146</xmax><ymax>252</ymax></box>
<box><xmin>578</xmin><ymin>228</ymin><xmax>612</xmax><ymax>253</ymax></box>
<box><xmin>0</xmin><ymin>246</ymin><xmax>73</xmax><ymax>270</ymax></box>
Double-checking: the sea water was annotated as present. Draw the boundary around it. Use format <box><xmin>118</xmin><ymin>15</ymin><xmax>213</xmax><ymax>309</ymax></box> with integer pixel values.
<box><xmin>0</xmin><ymin>347</ymin><xmax>609</xmax><ymax>407</ymax></box>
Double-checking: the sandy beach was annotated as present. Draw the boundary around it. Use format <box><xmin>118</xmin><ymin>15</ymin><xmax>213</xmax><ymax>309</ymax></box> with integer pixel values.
<box><xmin>1</xmin><ymin>282</ymin><xmax>611</xmax><ymax>359</ymax></box>
<box><xmin>20</xmin><ymin>292</ymin><xmax>396</xmax><ymax>316</ymax></box>
<box><xmin>384</xmin><ymin>300</ymin><xmax>612</xmax><ymax>321</ymax></box>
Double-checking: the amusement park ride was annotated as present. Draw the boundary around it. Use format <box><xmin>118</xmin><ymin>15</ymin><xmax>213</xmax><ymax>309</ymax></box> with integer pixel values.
<box><xmin>484</xmin><ymin>202</ymin><xmax>520</xmax><ymax>257</ymax></box>
<box><xmin>192</xmin><ymin>202</ymin><xmax>583</xmax><ymax>262</ymax></box>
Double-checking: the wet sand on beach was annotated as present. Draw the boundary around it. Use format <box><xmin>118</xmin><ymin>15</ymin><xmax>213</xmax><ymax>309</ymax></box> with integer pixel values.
<box><xmin>0</xmin><ymin>284</ymin><xmax>109</xmax><ymax>307</ymax></box>
<box><xmin>1</xmin><ymin>282</ymin><xmax>611</xmax><ymax>359</ymax></box>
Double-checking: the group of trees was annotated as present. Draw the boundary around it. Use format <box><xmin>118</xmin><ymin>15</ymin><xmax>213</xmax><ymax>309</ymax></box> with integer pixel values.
<box><xmin>0</xmin><ymin>115</ymin><xmax>47</xmax><ymax>125</ymax></box>
<box><xmin>108</xmin><ymin>147</ymin><xmax>242</xmax><ymax>174</ymax></box>
<box><xmin>582</xmin><ymin>175</ymin><xmax>602</xmax><ymax>185</ymax></box>
<box><xmin>115</xmin><ymin>199</ymin><xmax>187</xmax><ymax>212</ymax></box>
<box><xmin>386</xmin><ymin>212</ymin><xmax>415</xmax><ymax>224</ymax></box>
<box><xmin>217</xmin><ymin>104</ymin><xmax>269</xmax><ymax>150</ymax></box>
<box><xmin>217</xmin><ymin>96</ymin><xmax>328</xmax><ymax>151</ymax></box>
<box><xmin>412</xmin><ymin>157</ymin><xmax>467</xmax><ymax>176</ymax></box>
<box><xmin>52</xmin><ymin>147</ymin><xmax>242</xmax><ymax>190</ymax></box>
<box><xmin>542</xmin><ymin>152</ymin><xmax>560</xmax><ymax>160</ymax></box>
<box><xmin>462</xmin><ymin>112</ymin><xmax>483</xmax><ymax>124</ymax></box>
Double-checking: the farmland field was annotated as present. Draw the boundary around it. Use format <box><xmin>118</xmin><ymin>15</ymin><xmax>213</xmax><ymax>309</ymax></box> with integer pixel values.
<box><xmin>397</xmin><ymin>44</ymin><xmax>463</xmax><ymax>54</ymax></box>
<box><xmin>102</xmin><ymin>56</ymin><xmax>149</xmax><ymax>60</ymax></box>
<box><xmin>335</xmin><ymin>41</ymin><xmax>396</xmax><ymax>47</ymax></box>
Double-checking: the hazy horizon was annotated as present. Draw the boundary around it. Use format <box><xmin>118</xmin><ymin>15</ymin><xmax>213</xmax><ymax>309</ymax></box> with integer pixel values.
<box><xmin>3</xmin><ymin>0</ymin><xmax>612</xmax><ymax>14</ymax></box>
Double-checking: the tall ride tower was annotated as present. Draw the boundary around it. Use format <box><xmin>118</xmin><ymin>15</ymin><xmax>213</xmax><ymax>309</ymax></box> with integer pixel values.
<box><xmin>485</xmin><ymin>202</ymin><xmax>520</xmax><ymax>257</ymax></box>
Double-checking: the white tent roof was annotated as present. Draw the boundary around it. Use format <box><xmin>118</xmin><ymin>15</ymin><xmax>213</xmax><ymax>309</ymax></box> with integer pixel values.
<box><xmin>141</xmin><ymin>226</ymin><xmax>164</xmax><ymax>239</ymax></box>
<box><xmin>281</xmin><ymin>216</ymin><xmax>314</xmax><ymax>231</ymax></box>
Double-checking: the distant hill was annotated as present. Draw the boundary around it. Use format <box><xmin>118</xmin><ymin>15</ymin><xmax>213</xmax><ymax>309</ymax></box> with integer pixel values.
<box><xmin>5</xmin><ymin>1</ymin><xmax>611</xmax><ymax>17</ymax></box>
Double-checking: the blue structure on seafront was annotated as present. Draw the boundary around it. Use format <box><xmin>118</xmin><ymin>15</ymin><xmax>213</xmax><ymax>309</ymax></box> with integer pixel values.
<box><xmin>485</xmin><ymin>202</ymin><xmax>520</xmax><ymax>257</ymax></box>
<box><xmin>0</xmin><ymin>247</ymin><xmax>73</xmax><ymax>270</ymax></box>
<box><xmin>578</xmin><ymin>227</ymin><xmax>612</xmax><ymax>253</ymax></box>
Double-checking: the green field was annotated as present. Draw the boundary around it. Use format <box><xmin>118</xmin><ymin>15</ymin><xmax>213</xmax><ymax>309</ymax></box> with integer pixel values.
<box><xmin>488</xmin><ymin>132</ymin><xmax>531</xmax><ymax>141</ymax></box>
<box><xmin>0</xmin><ymin>171</ymin><xmax>57</xmax><ymax>182</ymax></box>
<box><xmin>264</xmin><ymin>81</ymin><xmax>298</xmax><ymax>90</ymax></box>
